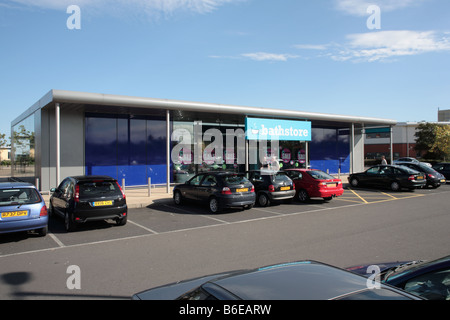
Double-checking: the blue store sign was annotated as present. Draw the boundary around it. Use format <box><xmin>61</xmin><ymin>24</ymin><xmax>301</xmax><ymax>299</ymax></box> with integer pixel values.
<box><xmin>246</xmin><ymin>118</ymin><xmax>312</xmax><ymax>141</ymax></box>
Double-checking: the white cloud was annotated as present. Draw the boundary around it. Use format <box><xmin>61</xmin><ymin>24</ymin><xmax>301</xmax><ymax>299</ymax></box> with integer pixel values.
<box><xmin>240</xmin><ymin>52</ymin><xmax>300</xmax><ymax>62</ymax></box>
<box><xmin>7</xmin><ymin>0</ymin><xmax>242</xmax><ymax>15</ymax></box>
<box><xmin>331</xmin><ymin>30</ymin><xmax>450</xmax><ymax>62</ymax></box>
<box><xmin>334</xmin><ymin>0</ymin><xmax>428</xmax><ymax>16</ymax></box>
<box><xmin>293</xmin><ymin>44</ymin><xmax>329</xmax><ymax>50</ymax></box>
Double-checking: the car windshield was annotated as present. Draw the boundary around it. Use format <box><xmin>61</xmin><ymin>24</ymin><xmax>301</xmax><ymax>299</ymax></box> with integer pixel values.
<box><xmin>0</xmin><ymin>188</ymin><xmax>41</xmax><ymax>206</ymax></box>
<box><xmin>271</xmin><ymin>173</ymin><xmax>291</xmax><ymax>183</ymax></box>
<box><xmin>78</xmin><ymin>180</ymin><xmax>122</xmax><ymax>198</ymax></box>
<box><xmin>308</xmin><ymin>170</ymin><xmax>335</xmax><ymax>180</ymax></box>
<box><xmin>222</xmin><ymin>174</ymin><xmax>250</xmax><ymax>185</ymax></box>
<box><xmin>399</xmin><ymin>166</ymin><xmax>421</xmax><ymax>175</ymax></box>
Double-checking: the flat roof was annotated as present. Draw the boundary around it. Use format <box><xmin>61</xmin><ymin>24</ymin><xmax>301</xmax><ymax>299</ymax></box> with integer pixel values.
<box><xmin>12</xmin><ymin>89</ymin><xmax>397</xmax><ymax>127</ymax></box>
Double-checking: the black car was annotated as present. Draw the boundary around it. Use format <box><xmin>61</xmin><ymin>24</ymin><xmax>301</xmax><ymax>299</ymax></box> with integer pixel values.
<box><xmin>246</xmin><ymin>170</ymin><xmax>295</xmax><ymax>207</ymax></box>
<box><xmin>348</xmin><ymin>165</ymin><xmax>426</xmax><ymax>191</ymax></box>
<box><xmin>347</xmin><ymin>255</ymin><xmax>450</xmax><ymax>300</ymax></box>
<box><xmin>173</xmin><ymin>172</ymin><xmax>255</xmax><ymax>213</ymax></box>
<box><xmin>397</xmin><ymin>162</ymin><xmax>446</xmax><ymax>188</ymax></box>
<box><xmin>50</xmin><ymin>175</ymin><xmax>127</xmax><ymax>231</ymax></box>
<box><xmin>432</xmin><ymin>162</ymin><xmax>450</xmax><ymax>181</ymax></box>
<box><xmin>132</xmin><ymin>260</ymin><xmax>422</xmax><ymax>300</ymax></box>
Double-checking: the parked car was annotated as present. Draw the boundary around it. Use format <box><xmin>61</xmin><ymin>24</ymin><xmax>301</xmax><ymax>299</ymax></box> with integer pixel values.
<box><xmin>0</xmin><ymin>182</ymin><xmax>48</xmax><ymax>236</ymax></box>
<box><xmin>348</xmin><ymin>165</ymin><xmax>426</xmax><ymax>191</ymax></box>
<box><xmin>246</xmin><ymin>170</ymin><xmax>295</xmax><ymax>207</ymax></box>
<box><xmin>432</xmin><ymin>162</ymin><xmax>450</xmax><ymax>180</ymax></box>
<box><xmin>50</xmin><ymin>175</ymin><xmax>127</xmax><ymax>232</ymax></box>
<box><xmin>396</xmin><ymin>162</ymin><xmax>446</xmax><ymax>188</ymax></box>
<box><xmin>284</xmin><ymin>169</ymin><xmax>344</xmax><ymax>202</ymax></box>
<box><xmin>393</xmin><ymin>157</ymin><xmax>432</xmax><ymax>167</ymax></box>
<box><xmin>347</xmin><ymin>255</ymin><xmax>450</xmax><ymax>300</ymax></box>
<box><xmin>132</xmin><ymin>260</ymin><xmax>422</xmax><ymax>300</ymax></box>
<box><xmin>173</xmin><ymin>172</ymin><xmax>255</xmax><ymax>213</ymax></box>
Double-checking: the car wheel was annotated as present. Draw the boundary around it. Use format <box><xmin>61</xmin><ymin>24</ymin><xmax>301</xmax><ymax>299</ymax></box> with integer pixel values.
<box><xmin>173</xmin><ymin>191</ymin><xmax>183</xmax><ymax>205</ymax></box>
<box><xmin>350</xmin><ymin>178</ymin><xmax>359</xmax><ymax>188</ymax></box>
<box><xmin>209</xmin><ymin>197</ymin><xmax>221</xmax><ymax>213</ymax></box>
<box><xmin>257</xmin><ymin>193</ymin><xmax>270</xmax><ymax>207</ymax></box>
<box><xmin>116</xmin><ymin>215</ymin><xmax>127</xmax><ymax>226</ymax></box>
<box><xmin>36</xmin><ymin>226</ymin><xmax>48</xmax><ymax>237</ymax></box>
<box><xmin>64</xmin><ymin>212</ymin><xmax>77</xmax><ymax>232</ymax></box>
<box><xmin>390</xmin><ymin>181</ymin><xmax>400</xmax><ymax>191</ymax></box>
<box><xmin>297</xmin><ymin>189</ymin><xmax>309</xmax><ymax>202</ymax></box>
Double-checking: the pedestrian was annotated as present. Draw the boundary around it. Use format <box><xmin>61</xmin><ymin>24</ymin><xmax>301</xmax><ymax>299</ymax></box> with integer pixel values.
<box><xmin>381</xmin><ymin>155</ymin><xmax>388</xmax><ymax>165</ymax></box>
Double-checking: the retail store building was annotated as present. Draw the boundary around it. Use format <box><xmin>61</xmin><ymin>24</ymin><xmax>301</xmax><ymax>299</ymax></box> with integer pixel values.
<box><xmin>11</xmin><ymin>90</ymin><xmax>397</xmax><ymax>191</ymax></box>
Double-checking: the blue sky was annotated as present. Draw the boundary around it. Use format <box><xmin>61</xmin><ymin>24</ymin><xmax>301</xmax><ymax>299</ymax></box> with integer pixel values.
<box><xmin>1</xmin><ymin>0</ymin><xmax>450</xmax><ymax>138</ymax></box>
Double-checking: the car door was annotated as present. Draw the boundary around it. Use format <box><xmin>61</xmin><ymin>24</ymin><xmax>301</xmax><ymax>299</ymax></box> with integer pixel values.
<box><xmin>362</xmin><ymin>166</ymin><xmax>381</xmax><ymax>186</ymax></box>
<box><xmin>184</xmin><ymin>174</ymin><xmax>204</xmax><ymax>201</ymax></box>
<box><xmin>378</xmin><ymin>166</ymin><xmax>395</xmax><ymax>187</ymax></box>
<box><xmin>52</xmin><ymin>178</ymin><xmax>72</xmax><ymax>216</ymax></box>
<box><xmin>197</xmin><ymin>174</ymin><xmax>218</xmax><ymax>202</ymax></box>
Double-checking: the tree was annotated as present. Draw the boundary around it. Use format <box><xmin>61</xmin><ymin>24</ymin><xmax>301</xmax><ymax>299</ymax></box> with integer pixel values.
<box><xmin>432</xmin><ymin>125</ymin><xmax>450</xmax><ymax>161</ymax></box>
<box><xmin>414</xmin><ymin>122</ymin><xmax>439</xmax><ymax>159</ymax></box>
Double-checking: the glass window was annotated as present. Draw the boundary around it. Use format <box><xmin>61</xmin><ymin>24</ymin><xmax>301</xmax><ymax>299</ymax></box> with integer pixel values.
<box><xmin>367</xmin><ymin>167</ymin><xmax>380</xmax><ymax>174</ymax></box>
<box><xmin>222</xmin><ymin>174</ymin><xmax>250</xmax><ymax>185</ymax></box>
<box><xmin>0</xmin><ymin>187</ymin><xmax>41</xmax><ymax>206</ymax></box>
<box><xmin>189</xmin><ymin>174</ymin><xmax>204</xmax><ymax>186</ymax></box>
<box><xmin>308</xmin><ymin>170</ymin><xmax>335</xmax><ymax>180</ymax></box>
<box><xmin>403</xmin><ymin>268</ymin><xmax>450</xmax><ymax>300</ymax></box>
<box><xmin>201</xmin><ymin>175</ymin><xmax>217</xmax><ymax>186</ymax></box>
<box><xmin>12</xmin><ymin>115</ymin><xmax>35</xmax><ymax>179</ymax></box>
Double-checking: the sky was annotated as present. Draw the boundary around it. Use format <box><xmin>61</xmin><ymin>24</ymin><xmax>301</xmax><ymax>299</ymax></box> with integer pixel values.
<box><xmin>1</xmin><ymin>0</ymin><xmax>450</xmax><ymax>139</ymax></box>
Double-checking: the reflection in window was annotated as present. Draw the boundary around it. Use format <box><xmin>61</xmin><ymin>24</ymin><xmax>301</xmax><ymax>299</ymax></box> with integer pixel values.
<box><xmin>12</xmin><ymin>115</ymin><xmax>35</xmax><ymax>179</ymax></box>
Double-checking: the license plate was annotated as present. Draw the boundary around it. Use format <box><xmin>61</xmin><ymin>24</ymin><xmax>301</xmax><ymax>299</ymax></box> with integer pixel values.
<box><xmin>1</xmin><ymin>210</ymin><xmax>28</xmax><ymax>218</ymax></box>
<box><xmin>280</xmin><ymin>186</ymin><xmax>290</xmax><ymax>191</ymax></box>
<box><xmin>92</xmin><ymin>200</ymin><xmax>113</xmax><ymax>207</ymax></box>
<box><xmin>236</xmin><ymin>188</ymin><xmax>248</xmax><ymax>193</ymax></box>
<box><xmin>416</xmin><ymin>176</ymin><xmax>424</xmax><ymax>180</ymax></box>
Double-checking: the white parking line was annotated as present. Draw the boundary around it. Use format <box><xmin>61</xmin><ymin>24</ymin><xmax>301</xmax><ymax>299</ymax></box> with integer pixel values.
<box><xmin>128</xmin><ymin>220</ymin><xmax>159</xmax><ymax>234</ymax></box>
<box><xmin>48</xmin><ymin>233</ymin><xmax>65</xmax><ymax>247</ymax></box>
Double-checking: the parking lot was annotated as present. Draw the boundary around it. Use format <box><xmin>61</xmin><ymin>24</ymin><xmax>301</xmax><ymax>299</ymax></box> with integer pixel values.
<box><xmin>0</xmin><ymin>183</ymin><xmax>448</xmax><ymax>258</ymax></box>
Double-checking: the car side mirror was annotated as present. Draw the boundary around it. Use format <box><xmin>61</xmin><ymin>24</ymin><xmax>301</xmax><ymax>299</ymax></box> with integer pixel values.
<box><xmin>50</xmin><ymin>188</ymin><xmax>56</xmax><ymax>193</ymax></box>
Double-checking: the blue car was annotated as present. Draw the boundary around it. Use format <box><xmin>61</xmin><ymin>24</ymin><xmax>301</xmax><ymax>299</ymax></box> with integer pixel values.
<box><xmin>347</xmin><ymin>255</ymin><xmax>450</xmax><ymax>300</ymax></box>
<box><xmin>0</xmin><ymin>182</ymin><xmax>48</xmax><ymax>236</ymax></box>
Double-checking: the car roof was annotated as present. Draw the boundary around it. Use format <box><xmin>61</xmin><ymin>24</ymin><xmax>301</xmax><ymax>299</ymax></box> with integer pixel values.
<box><xmin>0</xmin><ymin>181</ymin><xmax>36</xmax><ymax>189</ymax></box>
<box><xmin>67</xmin><ymin>175</ymin><xmax>118</xmax><ymax>182</ymax></box>
<box><xmin>209</xmin><ymin>261</ymin><xmax>418</xmax><ymax>300</ymax></box>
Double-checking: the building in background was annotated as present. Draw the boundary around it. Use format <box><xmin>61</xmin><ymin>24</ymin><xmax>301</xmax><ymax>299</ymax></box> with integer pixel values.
<box><xmin>11</xmin><ymin>90</ymin><xmax>397</xmax><ymax>191</ymax></box>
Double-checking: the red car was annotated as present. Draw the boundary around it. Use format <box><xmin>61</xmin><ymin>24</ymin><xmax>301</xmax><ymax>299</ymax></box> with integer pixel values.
<box><xmin>284</xmin><ymin>169</ymin><xmax>344</xmax><ymax>202</ymax></box>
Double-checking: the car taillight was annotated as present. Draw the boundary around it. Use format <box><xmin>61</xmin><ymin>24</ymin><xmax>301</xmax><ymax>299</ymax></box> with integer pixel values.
<box><xmin>116</xmin><ymin>181</ymin><xmax>126</xmax><ymax>199</ymax></box>
<box><xmin>268</xmin><ymin>185</ymin><xmax>275</xmax><ymax>192</ymax></box>
<box><xmin>222</xmin><ymin>187</ymin><xmax>232</xmax><ymax>195</ymax></box>
<box><xmin>40</xmin><ymin>205</ymin><xmax>48</xmax><ymax>217</ymax></box>
<box><xmin>251</xmin><ymin>185</ymin><xmax>255</xmax><ymax>193</ymax></box>
<box><xmin>292</xmin><ymin>183</ymin><xmax>295</xmax><ymax>190</ymax></box>
<box><xmin>74</xmin><ymin>184</ymin><xmax>80</xmax><ymax>202</ymax></box>
<box><xmin>408</xmin><ymin>175</ymin><xmax>415</xmax><ymax>181</ymax></box>
<box><xmin>428</xmin><ymin>174</ymin><xmax>435</xmax><ymax>179</ymax></box>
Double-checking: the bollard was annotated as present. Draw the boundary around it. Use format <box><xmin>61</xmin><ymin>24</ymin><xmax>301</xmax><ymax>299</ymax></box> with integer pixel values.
<box><xmin>122</xmin><ymin>178</ymin><xmax>126</xmax><ymax>193</ymax></box>
<box><xmin>148</xmin><ymin>177</ymin><xmax>152</xmax><ymax>197</ymax></box>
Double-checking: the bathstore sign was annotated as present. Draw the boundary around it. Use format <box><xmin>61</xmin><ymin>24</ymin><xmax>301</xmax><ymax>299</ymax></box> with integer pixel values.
<box><xmin>246</xmin><ymin>118</ymin><xmax>311</xmax><ymax>141</ymax></box>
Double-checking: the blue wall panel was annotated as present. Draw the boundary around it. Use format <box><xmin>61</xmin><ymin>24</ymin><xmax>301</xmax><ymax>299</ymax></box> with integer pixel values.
<box><xmin>85</xmin><ymin>115</ymin><xmax>168</xmax><ymax>186</ymax></box>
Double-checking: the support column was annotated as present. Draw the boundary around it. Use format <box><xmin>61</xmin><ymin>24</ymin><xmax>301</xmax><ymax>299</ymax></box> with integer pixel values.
<box><xmin>166</xmin><ymin>110</ymin><xmax>171</xmax><ymax>194</ymax></box>
<box><xmin>55</xmin><ymin>103</ymin><xmax>61</xmax><ymax>186</ymax></box>
<box><xmin>390</xmin><ymin>126</ymin><xmax>394</xmax><ymax>164</ymax></box>
<box><xmin>351</xmin><ymin>123</ymin><xmax>355</xmax><ymax>174</ymax></box>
